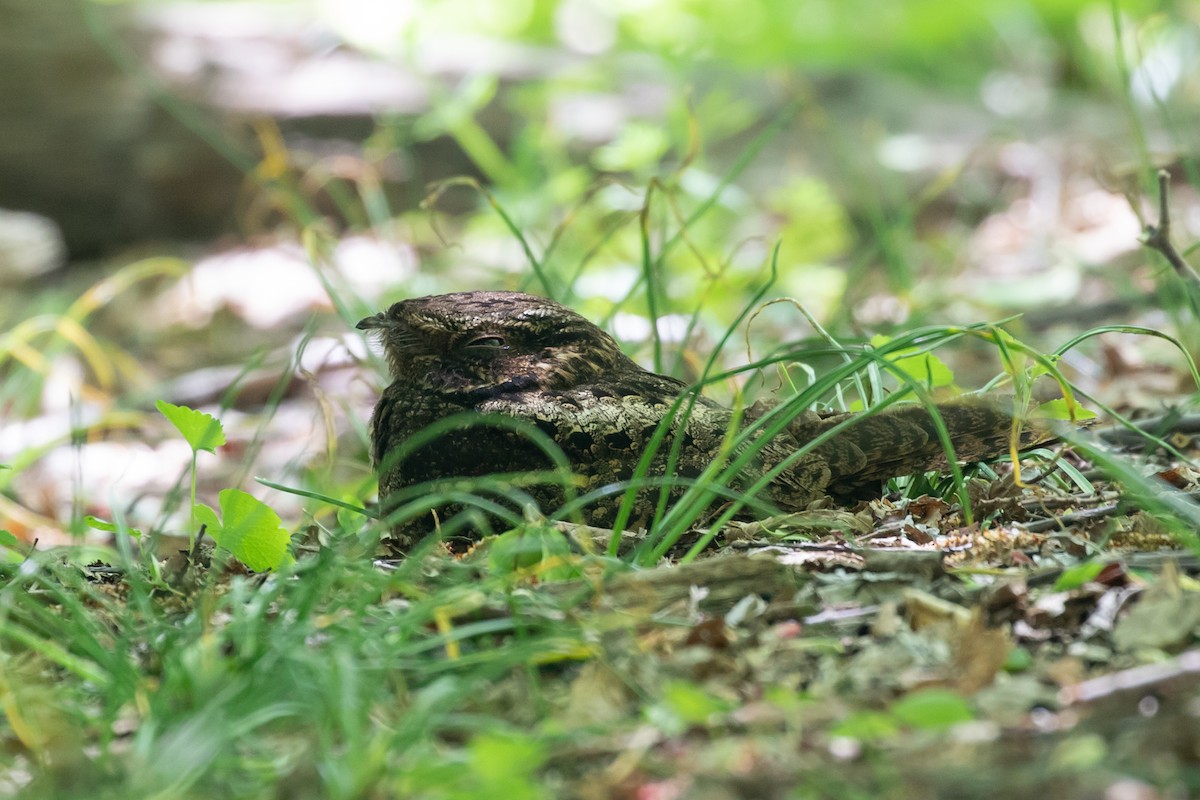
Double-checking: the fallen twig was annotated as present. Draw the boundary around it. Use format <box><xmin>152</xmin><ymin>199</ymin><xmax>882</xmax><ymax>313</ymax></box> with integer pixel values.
<box><xmin>1096</xmin><ymin>409</ymin><xmax>1200</xmax><ymax>448</ymax></box>
<box><xmin>1018</xmin><ymin>502</ymin><xmax>1125</xmax><ymax>533</ymax></box>
<box><xmin>1059</xmin><ymin>648</ymin><xmax>1200</xmax><ymax>705</ymax></box>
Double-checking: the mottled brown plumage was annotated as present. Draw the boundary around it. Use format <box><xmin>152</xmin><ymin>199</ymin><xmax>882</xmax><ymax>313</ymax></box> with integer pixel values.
<box><xmin>358</xmin><ymin>291</ymin><xmax>1038</xmax><ymax>541</ymax></box>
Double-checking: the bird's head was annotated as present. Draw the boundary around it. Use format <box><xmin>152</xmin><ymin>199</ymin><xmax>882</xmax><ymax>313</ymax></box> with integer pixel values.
<box><xmin>357</xmin><ymin>291</ymin><xmax>637</xmax><ymax>397</ymax></box>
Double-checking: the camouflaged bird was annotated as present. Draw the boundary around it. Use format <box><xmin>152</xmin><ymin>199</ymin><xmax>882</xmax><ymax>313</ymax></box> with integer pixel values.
<box><xmin>358</xmin><ymin>291</ymin><xmax>1040</xmax><ymax>543</ymax></box>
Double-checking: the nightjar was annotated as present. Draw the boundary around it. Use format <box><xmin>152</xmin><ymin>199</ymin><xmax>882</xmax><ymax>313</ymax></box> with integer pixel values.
<box><xmin>358</xmin><ymin>291</ymin><xmax>1039</xmax><ymax>543</ymax></box>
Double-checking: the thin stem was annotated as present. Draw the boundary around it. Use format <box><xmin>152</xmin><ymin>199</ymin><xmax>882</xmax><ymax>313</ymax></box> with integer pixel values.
<box><xmin>1141</xmin><ymin>169</ymin><xmax>1200</xmax><ymax>288</ymax></box>
<box><xmin>189</xmin><ymin>451</ymin><xmax>198</xmax><ymax>548</ymax></box>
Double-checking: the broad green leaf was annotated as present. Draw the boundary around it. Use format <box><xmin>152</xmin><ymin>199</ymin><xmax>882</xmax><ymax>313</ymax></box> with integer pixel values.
<box><xmin>85</xmin><ymin>515</ymin><xmax>142</xmax><ymax>538</ymax></box>
<box><xmin>0</xmin><ymin>530</ymin><xmax>18</xmax><ymax>548</ymax></box>
<box><xmin>202</xmin><ymin>489</ymin><xmax>293</xmax><ymax>571</ymax></box>
<box><xmin>890</xmin><ymin>688</ymin><xmax>974</xmax><ymax>730</ymax></box>
<box><xmin>156</xmin><ymin>400</ymin><xmax>226</xmax><ymax>454</ymax></box>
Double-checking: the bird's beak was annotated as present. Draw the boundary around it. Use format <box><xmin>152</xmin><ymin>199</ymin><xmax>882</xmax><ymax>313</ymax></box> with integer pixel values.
<box><xmin>356</xmin><ymin>312</ymin><xmax>391</xmax><ymax>331</ymax></box>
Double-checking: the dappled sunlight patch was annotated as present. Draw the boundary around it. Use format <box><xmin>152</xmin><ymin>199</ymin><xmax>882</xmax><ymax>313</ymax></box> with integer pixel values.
<box><xmin>146</xmin><ymin>236</ymin><xmax>415</xmax><ymax>329</ymax></box>
<box><xmin>9</xmin><ymin>440</ymin><xmax>194</xmax><ymax>545</ymax></box>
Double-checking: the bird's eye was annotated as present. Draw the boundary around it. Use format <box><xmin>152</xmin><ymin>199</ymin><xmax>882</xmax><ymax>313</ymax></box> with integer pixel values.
<box><xmin>465</xmin><ymin>335</ymin><xmax>505</xmax><ymax>349</ymax></box>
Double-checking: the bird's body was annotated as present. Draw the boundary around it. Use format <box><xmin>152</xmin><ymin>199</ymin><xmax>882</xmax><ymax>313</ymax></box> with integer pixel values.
<box><xmin>358</xmin><ymin>291</ymin><xmax>1034</xmax><ymax>541</ymax></box>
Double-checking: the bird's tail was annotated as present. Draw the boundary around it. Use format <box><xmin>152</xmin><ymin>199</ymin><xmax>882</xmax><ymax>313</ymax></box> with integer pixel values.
<box><xmin>796</xmin><ymin>396</ymin><xmax>1058</xmax><ymax>500</ymax></box>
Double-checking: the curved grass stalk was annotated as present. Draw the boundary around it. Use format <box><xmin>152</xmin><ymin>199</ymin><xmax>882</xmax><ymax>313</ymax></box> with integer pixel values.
<box><xmin>421</xmin><ymin>177</ymin><xmax>554</xmax><ymax>296</ymax></box>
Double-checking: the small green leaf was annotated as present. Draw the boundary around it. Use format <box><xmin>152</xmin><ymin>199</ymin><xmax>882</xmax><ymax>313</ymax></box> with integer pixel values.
<box><xmin>467</xmin><ymin>732</ymin><xmax>545</xmax><ymax>785</ymax></box>
<box><xmin>592</xmin><ymin>122</ymin><xmax>669</xmax><ymax>173</ymax></box>
<box><xmin>0</xmin><ymin>530</ymin><xmax>18</xmax><ymax>548</ymax></box>
<box><xmin>336</xmin><ymin>505</ymin><xmax>367</xmax><ymax>534</ymax></box>
<box><xmin>156</xmin><ymin>400</ymin><xmax>226</xmax><ymax>454</ymax></box>
<box><xmin>85</xmin><ymin>515</ymin><xmax>142</xmax><ymax>538</ymax></box>
<box><xmin>194</xmin><ymin>503</ymin><xmax>220</xmax><ymax>536</ymax></box>
<box><xmin>660</xmin><ymin>680</ymin><xmax>735</xmax><ymax>726</ymax></box>
<box><xmin>871</xmin><ymin>335</ymin><xmax>957</xmax><ymax>390</ymax></box>
<box><xmin>203</xmin><ymin>489</ymin><xmax>293</xmax><ymax>571</ymax></box>
<box><xmin>1051</xmin><ymin>733</ymin><xmax>1108</xmax><ymax>770</ymax></box>
<box><xmin>1003</xmin><ymin>646</ymin><xmax>1033</xmax><ymax>673</ymax></box>
<box><xmin>488</xmin><ymin>525</ymin><xmax>578</xmax><ymax>581</ymax></box>
<box><xmin>1053</xmin><ymin>561</ymin><xmax>1107</xmax><ymax>591</ymax></box>
<box><xmin>890</xmin><ymin>689</ymin><xmax>974</xmax><ymax>730</ymax></box>
<box><xmin>829</xmin><ymin>710</ymin><xmax>899</xmax><ymax>741</ymax></box>
<box><xmin>1035</xmin><ymin>398</ymin><xmax>1098</xmax><ymax>421</ymax></box>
